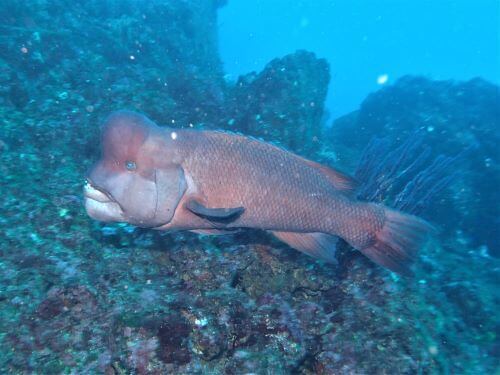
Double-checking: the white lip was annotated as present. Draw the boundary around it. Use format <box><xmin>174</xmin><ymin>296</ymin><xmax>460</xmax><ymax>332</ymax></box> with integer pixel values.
<box><xmin>83</xmin><ymin>181</ymin><xmax>125</xmax><ymax>222</ymax></box>
<box><xmin>84</xmin><ymin>196</ymin><xmax>125</xmax><ymax>222</ymax></box>
<box><xmin>83</xmin><ymin>181</ymin><xmax>112</xmax><ymax>203</ymax></box>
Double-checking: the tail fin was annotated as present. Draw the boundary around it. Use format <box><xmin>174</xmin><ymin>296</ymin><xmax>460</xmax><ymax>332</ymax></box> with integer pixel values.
<box><xmin>359</xmin><ymin>208</ymin><xmax>434</xmax><ymax>275</ymax></box>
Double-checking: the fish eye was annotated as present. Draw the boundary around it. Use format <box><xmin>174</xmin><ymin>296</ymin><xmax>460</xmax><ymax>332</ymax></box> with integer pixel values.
<box><xmin>125</xmin><ymin>160</ymin><xmax>137</xmax><ymax>171</ymax></box>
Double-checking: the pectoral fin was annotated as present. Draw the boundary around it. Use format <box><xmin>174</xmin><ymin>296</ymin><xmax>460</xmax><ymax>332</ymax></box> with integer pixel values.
<box><xmin>271</xmin><ymin>231</ymin><xmax>338</xmax><ymax>264</ymax></box>
<box><xmin>186</xmin><ymin>199</ymin><xmax>244</xmax><ymax>222</ymax></box>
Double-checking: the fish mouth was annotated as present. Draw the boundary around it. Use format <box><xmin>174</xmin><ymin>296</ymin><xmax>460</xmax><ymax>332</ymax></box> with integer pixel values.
<box><xmin>83</xmin><ymin>178</ymin><xmax>125</xmax><ymax>222</ymax></box>
<box><xmin>83</xmin><ymin>178</ymin><xmax>115</xmax><ymax>203</ymax></box>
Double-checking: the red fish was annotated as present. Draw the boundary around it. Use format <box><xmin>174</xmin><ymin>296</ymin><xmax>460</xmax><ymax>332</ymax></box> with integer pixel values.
<box><xmin>84</xmin><ymin>111</ymin><xmax>433</xmax><ymax>274</ymax></box>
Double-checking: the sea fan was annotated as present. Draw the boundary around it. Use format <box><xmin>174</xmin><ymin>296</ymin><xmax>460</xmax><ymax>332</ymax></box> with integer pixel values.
<box><xmin>354</xmin><ymin>132</ymin><xmax>471</xmax><ymax>215</ymax></box>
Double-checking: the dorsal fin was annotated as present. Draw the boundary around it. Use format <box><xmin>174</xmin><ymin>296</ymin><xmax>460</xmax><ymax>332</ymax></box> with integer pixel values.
<box><xmin>300</xmin><ymin>158</ymin><xmax>358</xmax><ymax>194</ymax></box>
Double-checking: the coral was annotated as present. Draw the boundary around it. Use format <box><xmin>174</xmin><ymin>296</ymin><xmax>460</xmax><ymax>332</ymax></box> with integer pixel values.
<box><xmin>354</xmin><ymin>133</ymin><xmax>471</xmax><ymax>216</ymax></box>
<box><xmin>156</xmin><ymin>315</ymin><xmax>192</xmax><ymax>365</ymax></box>
<box><xmin>127</xmin><ymin>336</ymin><xmax>158</xmax><ymax>374</ymax></box>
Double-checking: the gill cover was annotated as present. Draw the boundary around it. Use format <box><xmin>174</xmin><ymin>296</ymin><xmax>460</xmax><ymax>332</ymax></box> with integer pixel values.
<box><xmin>154</xmin><ymin>166</ymin><xmax>186</xmax><ymax>226</ymax></box>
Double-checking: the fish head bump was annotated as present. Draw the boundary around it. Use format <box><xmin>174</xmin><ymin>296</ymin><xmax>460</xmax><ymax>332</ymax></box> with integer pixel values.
<box><xmin>84</xmin><ymin>110</ymin><xmax>186</xmax><ymax>227</ymax></box>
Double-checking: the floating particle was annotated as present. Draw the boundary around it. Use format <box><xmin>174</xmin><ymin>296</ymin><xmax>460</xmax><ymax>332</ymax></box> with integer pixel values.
<box><xmin>20</xmin><ymin>46</ymin><xmax>28</xmax><ymax>54</ymax></box>
<box><xmin>170</xmin><ymin>131</ymin><xmax>178</xmax><ymax>140</ymax></box>
<box><xmin>377</xmin><ymin>74</ymin><xmax>389</xmax><ymax>85</ymax></box>
<box><xmin>194</xmin><ymin>317</ymin><xmax>208</xmax><ymax>327</ymax></box>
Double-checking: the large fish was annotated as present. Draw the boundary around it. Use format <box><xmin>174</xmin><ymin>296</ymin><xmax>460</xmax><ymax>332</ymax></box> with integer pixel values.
<box><xmin>84</xmin><ymin>111</ymin><xmax>433</xmax><ymax>274</ymax></box>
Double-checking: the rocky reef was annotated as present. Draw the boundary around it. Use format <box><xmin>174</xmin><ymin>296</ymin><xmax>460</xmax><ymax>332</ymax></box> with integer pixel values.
<box><xmin>331</xmin><ymin>76</ymin><xmax>500</xmax><ymax>257</ymax></box>
<box><xmin>0</xmin><ymin>1</ymin><xmax>498</xmax><ymax>373</ymax></box>
<box><xmin>223</xmin><ymin>50</ymin><xmax>330</xmax><ymax>157</ymax></box>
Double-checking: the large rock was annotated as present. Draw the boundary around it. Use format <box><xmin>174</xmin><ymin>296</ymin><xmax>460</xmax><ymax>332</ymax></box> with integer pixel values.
<box><xmin>330</xmin><ymin>76</ymin><xmax>500</xmax><ymax>256</ymax></box>
<box><xmin>224</xmin><ymin>50</ymin><xmax>330</xmax><ymax>156</ymax></box>
<box><xmin>0</xmin><ymin>0</ymin><xmax>226</xmax><ymax>160</ymax></box>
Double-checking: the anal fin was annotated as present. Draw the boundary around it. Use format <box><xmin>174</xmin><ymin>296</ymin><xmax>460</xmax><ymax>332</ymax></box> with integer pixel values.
<box><xmin>271</xmin><ymin>231</ymin><xmax>338</xmax><ymax>263</ymax></box>
<box><xmin>190</xmin><ymin>229</ymin><xmax>239</xmax><ymax>235</ymax></box>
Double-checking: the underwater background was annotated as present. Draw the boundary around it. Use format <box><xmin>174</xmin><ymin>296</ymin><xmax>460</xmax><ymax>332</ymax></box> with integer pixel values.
<box><xmin>0</xmin><ymin>0</ymin><xmax>498</xmax><ymax>373</ymax></box>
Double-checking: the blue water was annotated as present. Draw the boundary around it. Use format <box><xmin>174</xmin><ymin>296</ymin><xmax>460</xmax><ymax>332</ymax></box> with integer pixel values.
<box><xmin>219</xmin><ymin>0</ymin><xmax>500</xmax><ymax>119</ymax></box>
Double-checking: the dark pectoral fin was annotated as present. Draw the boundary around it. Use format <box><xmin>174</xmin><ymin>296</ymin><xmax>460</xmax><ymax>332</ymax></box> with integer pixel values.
<box><xmin>186</xmin><ymin>199</ymin><xmax>244</xmax><ymax>222</ymax></box>
<box><xmin>271</xmin><ymin>231</ymin><xmax>339</xmax><ymax>264</ymax></box>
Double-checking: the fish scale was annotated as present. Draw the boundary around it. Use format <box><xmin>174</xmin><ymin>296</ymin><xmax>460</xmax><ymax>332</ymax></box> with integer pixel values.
<box><xmin>177</xmin><ymin>130</ymin><xmax>383</xmax><ymax>248</ymax></box>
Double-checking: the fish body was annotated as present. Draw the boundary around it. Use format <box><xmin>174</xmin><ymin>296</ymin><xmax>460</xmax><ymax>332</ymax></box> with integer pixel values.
<box><xmin>85</xmin><ymin>111</ymin><xmax>432</xmax><ymax>274</ymax></box>
<box><xmin>160</xmin><ymin>130</ymin><xmax>382</xmax><ymax>244</ymax></box>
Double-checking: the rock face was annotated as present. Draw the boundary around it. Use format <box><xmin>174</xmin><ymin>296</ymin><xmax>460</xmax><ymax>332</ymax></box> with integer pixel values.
<box><xmin>0</xmin><ymin>0</ymin><xmax>226</xmax><ymax>161</ymax></box>
<box><xmin>331</xmin><ymin>76</ymin><xmax>499</xmax><ymax>152</ymax></box>
<box><xmin>331</xmin><ymin>76</ymin><xmax>500</xmax><ymax>257</ymax></box>
<box><xmin>224</xmin><ymin>50</ymin><xmax>330</xmax><ymax>156</ymax></box>
<box><xmin>0</xmin><ymin>2</ymin><xmax>498</xmax><ymax>374</ymax></box>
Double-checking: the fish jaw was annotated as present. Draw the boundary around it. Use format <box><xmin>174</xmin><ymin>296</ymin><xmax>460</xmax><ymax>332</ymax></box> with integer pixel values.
<box><xmin>83</xmin><ymin>180</ymin><xmax>112</xmax><ymax>202</ymax></box>
<box><xmin>83</xmin><ymin>181</ymin><xmax>125</xmax><ymax>222</ymax></box>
